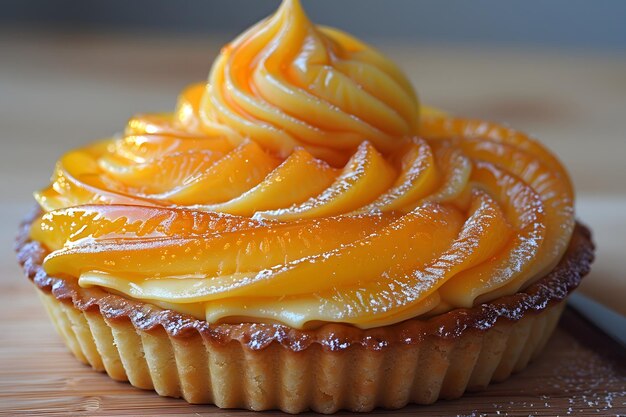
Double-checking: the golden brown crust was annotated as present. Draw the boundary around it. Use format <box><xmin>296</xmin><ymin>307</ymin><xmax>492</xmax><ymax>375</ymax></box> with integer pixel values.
<box><xmin>35</xmin><ymin>288</ymin><xmax>568</xmax><ymax>412</ymax></box>
<box><xmin>16</xmin><ymin>207</ymin><xmax>594</xmax><ymax>352</ymax></box>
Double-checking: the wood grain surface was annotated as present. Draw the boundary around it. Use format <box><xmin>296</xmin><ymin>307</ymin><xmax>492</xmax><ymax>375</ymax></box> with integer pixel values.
<box><xmin>1</xmin><ymin>30</ymin><xmax>625</xmax><ymax>416</ymax></box>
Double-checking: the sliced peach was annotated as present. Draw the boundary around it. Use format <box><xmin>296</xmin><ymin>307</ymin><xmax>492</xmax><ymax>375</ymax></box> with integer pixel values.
<box><xmin>256</xmin><ymin>141</ymin><xmax>396</xmax><ymax>220</ymax></box>
<box><xmin>420</xmin><ymin>116</ymin><xmax>573</xmax><ymax>194</ymax></box>
<box><xmin>438</xmin><ymin>162</ymin><xmax>547</xmax><ymax>307</ymax></box>
<box><xmin>72</xmin><ymin>202</ymin><xmax>463</xmax><ymax>303</ymax></box>
<box><xmin>144</xmin><ymin>141</ymin><xmax>281</xmax><ymax>205</ymax></box>
<box><xmin>99</xmin><ymin>150</ymin><xmax>225</xmax><ymax>194</ymax></box>
<box><xmin>422</xmin><ymin>142</ymin><xmax>472</xmax><ymax>204</ymax></box>
<box><xmin>357</xmin><ymin>139</ymin><xmax>438</xmax><ymax>213</ymax></box>
<box><xmin>30</xmin><ymin>204</ymin><xmax>264</xmax><ymax>251</ymax></box>
<box><xmin>454</xmin><ymin>138</ymin><xmax>574</xmax><ymax>301</ymax></box>
<box><xmin>318</xmin><ymin>190</ymin><xmax>511</xmax><ymax>322</ymax></box>
<box><xmin>213</xmin><ymin>191</ymin><xmax>510</xmax><ymax>327</ymax></box>
<box><xmin>45</xmin><ymin>212</ymin><xmax>399</xmax><ymax>280</ymax></box>
<box><xmin>202</xmin><ymin>149</ymin><xmax>339</xmax><ymax>216</ymax></box>
<box><xmin>113</xmin><ymin>134</ymin><xmax>233</xmax><ymax>164</ymax></box>
<box><xmin>34</xmin><ymin>149</ymin><xmax>151</xmax><ymax>212</ymax></box>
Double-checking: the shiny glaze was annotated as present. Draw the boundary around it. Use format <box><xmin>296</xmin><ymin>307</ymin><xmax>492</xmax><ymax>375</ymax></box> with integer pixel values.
<box><xmin>29</xmin><ymin>0</ymin><xmax>575</xmax><ymax>329</ymax></box>
<box><xmin>17</xmin><ymin>212</ymin><xmax>594</xmax><ymax>350</ymax></box>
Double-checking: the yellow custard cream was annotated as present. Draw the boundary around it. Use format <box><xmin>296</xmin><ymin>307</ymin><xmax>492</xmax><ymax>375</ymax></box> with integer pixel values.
<box><xmin>31</xmin><ymin>0</ymin><xmax>574</xmax><ymax>329</ymax></box>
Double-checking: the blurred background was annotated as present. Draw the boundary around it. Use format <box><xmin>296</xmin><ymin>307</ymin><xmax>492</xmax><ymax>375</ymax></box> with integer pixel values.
<box><xmin>1</xmin><ymin>1</ymin><xmax>625</xmax><ymax>312</ymax></box>
<box><xmin>3</xmin><ymin>0</ymin><xmax>626</xmax><ymax>48</ymax></box>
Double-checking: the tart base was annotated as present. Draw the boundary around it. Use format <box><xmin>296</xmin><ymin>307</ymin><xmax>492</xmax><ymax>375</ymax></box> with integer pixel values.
<box><xmin>17</xmin><ymin>215</ymin><xmax>594</xmax><ymax>414</ymax></box>
<box><xmin>37</xmin><ymin>288</ymin><xmax>565</xmax><ymax>413</ymax></box>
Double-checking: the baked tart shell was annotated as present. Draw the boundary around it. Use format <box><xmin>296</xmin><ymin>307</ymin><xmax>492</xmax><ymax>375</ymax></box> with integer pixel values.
<box><xmin>16</xmin><ymin>209</ymin><xmax>594</xmax><ymax>414</ymax></box>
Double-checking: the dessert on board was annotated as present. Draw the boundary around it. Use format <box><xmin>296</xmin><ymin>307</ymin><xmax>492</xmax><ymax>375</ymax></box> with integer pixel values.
<box><xmin>16</xmin><ymin>0</ymin><xmax>594</xmax><ymax>413</ymax></box>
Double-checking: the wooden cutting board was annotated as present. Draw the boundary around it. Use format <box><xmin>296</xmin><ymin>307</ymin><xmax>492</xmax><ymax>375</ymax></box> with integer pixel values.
<box><xmin>1</xmin><ymin>278</ymin><xmax>624</xmax><ymax>416</ymax></box>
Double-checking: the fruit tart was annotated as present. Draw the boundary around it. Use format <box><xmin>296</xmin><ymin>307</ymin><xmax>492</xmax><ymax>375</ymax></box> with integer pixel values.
<box><xmin>16</xmin><ymin>0</ymin><xmax>594</xmax><ymax>413</ymax></box>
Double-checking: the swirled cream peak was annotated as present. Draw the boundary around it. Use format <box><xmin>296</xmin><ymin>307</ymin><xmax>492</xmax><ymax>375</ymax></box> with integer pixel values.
<box><xmin>30</xmin><ymin>0</ymin><xmax>576</xmax><ymax>330</ymax></box>
<box><xmin>200</xmin><ymin>0</ymin><xmax>419</xmax><ymax>161</ymax></box>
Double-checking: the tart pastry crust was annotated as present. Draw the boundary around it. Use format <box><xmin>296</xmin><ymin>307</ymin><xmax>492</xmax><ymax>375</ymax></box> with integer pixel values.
<box><xmin>16</xmin><ymin>210</ymin><xmax>594</xmax><ymax>413</ymax></box>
